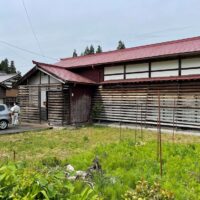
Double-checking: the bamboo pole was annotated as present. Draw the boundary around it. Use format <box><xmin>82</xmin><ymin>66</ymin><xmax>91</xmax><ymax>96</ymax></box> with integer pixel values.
<box><xmin>172</xmin><ymin>97</ymin><xmax>176</xmax><ymax>143</ymax></box>
<box><xmin>134</xmin><ymin>104</ymin><xmax>138</xmax><ymax>143</ymax></box>
<box><xmin>140</xmin><ymin>104</ymin><xmax>143</xmax><ymax>140</ymax></box>
<box><xmin>158</xmin><ymin>90</ymin><xmax>163</xmax><ymax>177</ymax></box>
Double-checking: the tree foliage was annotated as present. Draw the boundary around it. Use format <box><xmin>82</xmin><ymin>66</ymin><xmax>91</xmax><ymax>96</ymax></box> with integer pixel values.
<box><xmin>0</xmin><ymin>163</ymin><xmax>99</xmax><ymax>199</ymax></box>
<box><xmin>96</xmin><ymin>45</ymin><xmax>102</xmax><ymax>53</ymax></box>
<box><xmin>84</xmin><ymin>46</ymin><xmax>90</xmax><ymax>55</ymax></box>
<box><xmin>89</xmin><ymin>45</ymin><xmax>95</xmax><ymax>54</ymax></box>
<box><xmin>79</xmin><ymin>45</ymin><xmax>103</xmax><ymax>56</ymax></box>
<box><xmin>117</xmin><ymin>40</ymin><xmax>126</xmax><ymax>50</ymax></box>
<box><xmin>72</xmin><ymin>49</ymin><xmax>78</xmax><ymax>57</ymax></box>
<box><xmin>0</xmin><ymin>58</ymin><xmax>18</xmax><ymax>74</ymax></box>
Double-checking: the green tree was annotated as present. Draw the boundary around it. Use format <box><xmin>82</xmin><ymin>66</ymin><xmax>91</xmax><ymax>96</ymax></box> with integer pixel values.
<box><xmin>0</xmin><ymin>58</ymin><xmax>20</xmax><ymax>74</ymax></box>
<box><xmin>0</xmin><ymin>58</ymin><xmax>9</xmax><ymax>72</ymax></box>
<box><xmin>84</xmin><ymin>46</ymin><xmax>90</xmax><ymax>55</ymax></box>
<box><xmin>96</xmin><ymin>45</ymin><xmax>102</xmax><ymax>53</ymax></box>
<box><xmin>89</xmin><ymin>45</ymin><xmax>95</xmax><ymax>54</ymax></box>
<box><xmin>72</xmin><ymin>49</ymin><xmax>78</xmax><ymax>57</ymax></box>
<box><xmin>117</xmin><ymin>40</ymin><xmax>126</xmax><ymax>50</ymax></box>
<box><xmin>8</xmin><ymin>60</ymin><xmax>16</xmax><ymax>73</ymax></box>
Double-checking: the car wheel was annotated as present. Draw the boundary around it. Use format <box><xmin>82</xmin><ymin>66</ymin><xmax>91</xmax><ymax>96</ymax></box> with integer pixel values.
<box><xmin>0</xmin><ymin>120</ymin><xmax>8</xmax><ymax>130</ymax></box>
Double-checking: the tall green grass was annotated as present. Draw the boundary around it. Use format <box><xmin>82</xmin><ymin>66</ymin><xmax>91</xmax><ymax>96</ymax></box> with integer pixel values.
<box><xmin>0</xmin><ymin>126</ymin><xmax>200</xmax><ymax>199</ymax></box>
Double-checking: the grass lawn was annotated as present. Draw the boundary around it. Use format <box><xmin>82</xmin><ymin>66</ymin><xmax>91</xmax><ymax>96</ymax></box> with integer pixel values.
<box><xmin>0</xmin><ymin>126</ymin><xmax>200</xmax><ymax>199</ymax></box>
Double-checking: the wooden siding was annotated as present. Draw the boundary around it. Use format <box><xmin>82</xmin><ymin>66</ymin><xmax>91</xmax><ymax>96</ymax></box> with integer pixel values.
<box><xmin>18</xmin><ymin>85</ymin><xmax>40</xmax><ymax>123</ymax></box>
<box><xmin>47</xmin><ymin>89</ymin><xmax>70</xmax><ymax>126</ymax></box>
<box><xmin>0</xmin><ymin>87</ymin><xmax>6</xmax><ymax>99</ymax></box>
<box><xmin>72</xmin><ymin>67</ymin><xmax>104</xmax><ymax>83</ymax></box>
<box><xmin>6</xmin><ymin>89</ymin><xmax>18</xmax><ymax>97</ymax></box>
<box><xmin>92</xmin><ymin>81</ymin><xmax>200</xmax><ymax>129</ymax></box>
<box><xmin>18</xmin><ymin>84</ymin><xmax>63</xmax><ymax>124</ymax></box>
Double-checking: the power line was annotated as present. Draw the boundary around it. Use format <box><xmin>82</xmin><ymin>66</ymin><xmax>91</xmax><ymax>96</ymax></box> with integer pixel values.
<box><xmin>0</xmin><ymin>40</ymin><xmax>58</xmax><ymax>61</ymax></box>
<box><xmin>21</xmin><ymin>0</ymin><xmax>44</xmax><ymax>56</ymax></box>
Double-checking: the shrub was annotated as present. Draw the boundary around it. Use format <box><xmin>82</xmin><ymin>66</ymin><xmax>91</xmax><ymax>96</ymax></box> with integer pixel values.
<box><xmin>0</xmin><ymin>162</ymin><xmax>99</xmax><ymax>199</ymax></box>
<box><xmin>41</xmin><ymin>156</ymin><xmax>61</xmax><ymax>167</ymax></box>
<box><xmin>92</xmin><ymin>102</ymin><xmax>103</xmax><ymax>119</ymax></box>
<box><xmin>122</xmin><ymin>179</ymin><xmax>174</xmax><ymax>200</ymax></box>
<box><xmin>83</xmin><ymin>136</ymin><xmax>89</xmax><ymax>142</ymax></box>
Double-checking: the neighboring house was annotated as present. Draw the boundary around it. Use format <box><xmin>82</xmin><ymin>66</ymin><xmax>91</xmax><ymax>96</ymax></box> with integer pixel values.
<box><xmin>0</xmin><ymin>73</ymin><xmax>21</xmax><ymax>107</ymax></box>
<box><xmin>18</xmin><ymin>36</ymin><xmax>200</xmax><ymax>129</ymax></box>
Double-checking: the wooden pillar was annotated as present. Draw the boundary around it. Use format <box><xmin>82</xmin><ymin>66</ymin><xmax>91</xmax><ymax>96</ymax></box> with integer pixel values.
<box><xmin>178</xmin><ymin>58</ymin><xmax>181</xmax><ymax>76</ymax></box>
<box><xmin>149</xmin><ymin>62</ymin><xmax>151</xmax><ymax>78</ymax></box>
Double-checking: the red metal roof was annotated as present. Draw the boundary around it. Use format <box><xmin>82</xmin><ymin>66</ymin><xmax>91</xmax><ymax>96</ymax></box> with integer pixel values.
<box><xmin>33</xmin><ymin>61</ymin><xmax>96</xmax><ymax>85</ymax></box>
<box><xmin>55</xmin><ymin>36</ymin><xmax>200</xmax><ymax>69</ymax></box>
<box><xmin>101</xmin><ymin>74</ymin><xmax>200</xmax><ymax>85</ymax></box>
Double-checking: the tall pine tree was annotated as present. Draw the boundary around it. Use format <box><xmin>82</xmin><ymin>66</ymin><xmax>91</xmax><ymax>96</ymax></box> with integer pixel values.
<box><xmin>84</xmin><ymin>46</ymin><xmax>90</xmax><ymax>55</ymax></box>
<box><xmin>89</xmin><ymin>45</ymin><xmax>95</xmax><ymax>54</ymax></box>
<box><xmin>0</xmin><ymin>58</ymin><xmax>20</xmax><ymax>74</ymax></box>
<box><xmin>117</xmin><ymin>40</ymin><xmax>126</xmax><ymax>50</ymax></box>
<box><xmin>96</xmin><ymin>45</ymin><xmax>102</xmax><ymax>53</ymax></box>
<box><xmin>0</xmin><ymin>58</ymin><xmax>9</xmax><ymax>73</ymax></box>
<box><xmin>9</xmin><ymin>61</ymin><xmax>16</xmax><ymax>73</ymax></box>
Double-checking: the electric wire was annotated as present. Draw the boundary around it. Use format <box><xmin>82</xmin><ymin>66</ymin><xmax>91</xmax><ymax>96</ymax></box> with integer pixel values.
<box><xmin>0</xmin><ymin>40</ymin><xmax>58</xmax><ymax>61</ymax></box>
<box><xmin>21</xmin><ymin>0</ymin><xmax>44</xmax><ymax>56</ymax></box>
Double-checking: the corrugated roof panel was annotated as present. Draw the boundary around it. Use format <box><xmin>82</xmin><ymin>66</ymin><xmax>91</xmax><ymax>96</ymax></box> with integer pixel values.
<box><xmin>55</xmin><ymin>36</ymin><xmax>200</xmax><ymax>69</ymax></box>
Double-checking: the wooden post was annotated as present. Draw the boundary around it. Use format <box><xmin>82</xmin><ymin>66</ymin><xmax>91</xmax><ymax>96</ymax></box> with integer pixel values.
<box><xmin>13</xmin><ymin>150</ymin><xmax>16</xmax><ymax>161</ymax></box>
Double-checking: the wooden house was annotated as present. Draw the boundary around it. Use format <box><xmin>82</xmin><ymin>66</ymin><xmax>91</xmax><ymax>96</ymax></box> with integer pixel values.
<box><xmin>0</xmin><ymin>73</ymin><xmax>21</xmax><ymax>107</ymax></box>
<box><xmin>18</xmin><ymin>36</ymin><xmax>200</xmax><ymax>129</ymax></box>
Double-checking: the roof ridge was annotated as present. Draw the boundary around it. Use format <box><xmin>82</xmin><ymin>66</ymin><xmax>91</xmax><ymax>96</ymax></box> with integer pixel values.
<box><xmin>60</xmin><ymin>35</ymin><xmax>200</xmax><ymax>61</ymax></box>
<box><xmin>33</xmin><ymin>60</ymin><xmax>68</xmax><ymax>69</ymax></box>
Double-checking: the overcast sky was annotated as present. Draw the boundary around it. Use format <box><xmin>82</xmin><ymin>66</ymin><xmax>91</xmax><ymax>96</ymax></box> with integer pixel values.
<box><xmin>1</xmin><ymin>0</ymin><xmax>200</xmax><ymax>74</ymax></box>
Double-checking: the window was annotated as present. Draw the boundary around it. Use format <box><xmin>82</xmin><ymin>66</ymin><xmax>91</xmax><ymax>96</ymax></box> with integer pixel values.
<box><xmin>0</xmin><ymin>105</ymin><xmax>5</xmax><ymax>111</ymax></box>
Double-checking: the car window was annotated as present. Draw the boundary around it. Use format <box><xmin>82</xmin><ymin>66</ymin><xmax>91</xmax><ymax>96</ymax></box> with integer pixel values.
<box><xmin>0</xmin><ymin>105</ymin><xmax>5</xmax><ymax>111</ymax></box>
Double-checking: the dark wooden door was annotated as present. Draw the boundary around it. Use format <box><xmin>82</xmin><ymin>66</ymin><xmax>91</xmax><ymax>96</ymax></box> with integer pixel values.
<box><xmin>70</xmin><ymin>86</ymin><xmax>92</xmax><ymax>124</ymax></box>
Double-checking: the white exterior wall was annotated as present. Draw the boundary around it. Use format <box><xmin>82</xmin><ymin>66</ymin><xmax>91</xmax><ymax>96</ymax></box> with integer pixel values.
<box><xmin>50</xmin><ymin>76</ymin><xmax>60</xmax><ymax>83</ymax></box>
<box><xmin>103</xmin><ymin>57</ymin><xmax>200</xmax><ymax>81</ymax></box>
<box><xmin>151</xmin><ymin>70</ymin><xmax>178</xmax><ymax>78</ymax></box>
<box><xmin>126</xmin><ymin>63</ymin><xmax>148</xmax><ymax>72</ymax></box>
<box><xmin>41</xmin><ymin>72</ymin><xmax>49</xmax><ymax>84</ymax></box>
<box><xmin>104</xmin><ymin>74</ymin><xmax>124</xmax><ymax>81</ymax></box>
<box><xmin>28</xmin><ymin>71</ymin><xmax>60</xmax><ymax>85</ymax></box>
<box><xmin>28</xmin><ymin>71</ymin><xmax>40</xmax><ymax>85</ymax></box>
<box><xmin>182</xmin><ymin>68</ymin><xmax>200</xmax><ymax>75</ymax></box>
<box><xmin>182</xmin><ymin>58</ymin><xmax>200</xmax><ymax>68</ymax></box>
<box><xmin>104</xmin><ymin>65</ymin><xmax>124</xmax><ymax>75</ymax></box>
<box><xmin>151</xmin><ymin>60</ymin><xmax>178</xmax><ymax>70</ymax></box>
<box><xmin>41</xmin><ymin>89</ymin><xmax>46</xmax><ymax>108</ymax></box>
<box><xmin>126</xmin><ymin>73</ymin><xmax>148</xmax><ymax>79</ymax></box>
